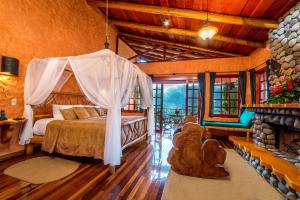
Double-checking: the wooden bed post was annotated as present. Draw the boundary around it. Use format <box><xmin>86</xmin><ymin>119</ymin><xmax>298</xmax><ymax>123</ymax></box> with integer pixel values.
<box><xmin>26</xmin><ymin>144</ymin><xmax>34</xmax><ymax>155</ymax></box>
<box><xmin>109</xmin><ymin>165</ymin><xmax>116</xmax><ymax>174</ymax></box>
<box><xmin>146</xmin><ymin>108</ymin><xmax>150</xmax><ymax>143</ymax></box>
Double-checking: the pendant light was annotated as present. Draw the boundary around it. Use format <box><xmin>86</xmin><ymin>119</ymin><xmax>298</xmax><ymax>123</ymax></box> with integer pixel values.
<box><xmin>104</xmin><ymin>0</ymin><xmax>109</xmax><ymax>49</ymax></box>
<box><xmin>162</xmin><ymin>18</ymin><xmax>171</xmax><ymax>28</ymax></box>
<box><xmin>198</xmin><ymin>0</ymin><xmax>218</xmax><ymax>40</ymax></box>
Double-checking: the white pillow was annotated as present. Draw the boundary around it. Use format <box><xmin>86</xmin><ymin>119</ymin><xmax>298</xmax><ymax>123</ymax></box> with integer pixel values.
<box><xmin>52</xmin><ymin>104</ymin><xmax>80</xmax><ymax>119</ymax></box>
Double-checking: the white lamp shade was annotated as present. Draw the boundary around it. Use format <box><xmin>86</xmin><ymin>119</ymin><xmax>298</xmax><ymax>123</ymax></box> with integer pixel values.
<box><xmin>198</xmin><ymin>25</ymin><xmax>218</xmax><ymax>40</ymax></box>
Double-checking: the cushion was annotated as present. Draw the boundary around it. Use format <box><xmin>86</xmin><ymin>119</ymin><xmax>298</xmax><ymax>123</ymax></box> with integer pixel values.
<box><xmin>53</xmin><ymin>104</ymin><xmax>82</xmax><ymax>119</ymax></box>
<box><xmin>60</xmin><ymin>108</ymin><xmax>78</xmax><ymax>120</ymax></box>
<box><xmin>73</xmin><ymin>107</ymin><xmax>90</xmax><ymax>119</ymax></box>
<box><xmin>239</xmin><ymin>109</ymin><xmax>255</xmax><ymax>127</ymax></box>
<box><xmin>85</xmin><ymin>107</ymin><xmax>99</xmax><ymax>117</ymax></box>
<box><xmin>95</xmin><ymin>108</ymin><xmax>106</xmax><ymax>116</ymax></box>
<box><xmin>202</xmin><ymin>121</ymin><xmax>249</xmax><ymax>128</ymax></box>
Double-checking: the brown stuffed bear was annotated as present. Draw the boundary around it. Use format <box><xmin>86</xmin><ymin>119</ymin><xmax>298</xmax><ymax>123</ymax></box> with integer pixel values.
<box><xmin>167</xmin><ymin>123</ymin><xmax>229</xmax><ymax>179</ymax></box>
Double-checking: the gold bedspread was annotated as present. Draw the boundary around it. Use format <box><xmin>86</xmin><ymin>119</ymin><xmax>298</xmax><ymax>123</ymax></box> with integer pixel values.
<box><xmin>41</xmin><ymin>116</ymin><xmax>147</xmax><ymax>159</ymax></box>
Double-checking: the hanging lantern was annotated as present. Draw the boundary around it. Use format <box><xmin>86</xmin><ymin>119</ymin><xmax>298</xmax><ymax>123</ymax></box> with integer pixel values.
<box><xmin>198</xmin><ymin>23</ymin><xmax>218</xmax><ymax>40</ymax></box>
<box><xmin>162</xmin><ymin>18</ymin><xmax>171</xmax><ymax>28</ymax></box>
<box><xmin>198</xmin><ymin>0</ymin><xmax>218</xmax><ymax>40</ymax></box>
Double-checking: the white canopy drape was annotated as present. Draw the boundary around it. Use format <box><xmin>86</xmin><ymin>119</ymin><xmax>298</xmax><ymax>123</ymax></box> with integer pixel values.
<box><xmin>21</xmin><ymin>49</ymin><xmax>154</xmax><ymax>166</ymax></box>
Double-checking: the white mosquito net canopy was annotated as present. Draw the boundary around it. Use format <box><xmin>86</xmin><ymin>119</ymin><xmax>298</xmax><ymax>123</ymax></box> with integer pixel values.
<box><xmin>20</xmin><ymin>49</ymin><xmax>154</xmax><ymax>166</ymax></box>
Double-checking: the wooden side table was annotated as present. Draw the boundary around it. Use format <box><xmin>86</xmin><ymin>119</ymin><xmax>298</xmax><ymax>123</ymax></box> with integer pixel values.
<box><xmin>0</xmin><ymin>119</ymin><xmax>27</xmax><ymax>144</ymax></box>
<box><xmin>0</xmin><ymin>119</ymin><xmax>27</xmax><ymax>161</ymax></box>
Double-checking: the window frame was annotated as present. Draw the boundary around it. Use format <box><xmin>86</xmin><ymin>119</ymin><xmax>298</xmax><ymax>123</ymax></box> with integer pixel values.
<box><xmin>211</xmin><ymin>74</ymin><xmax>240</xmax><ymax>118</ymax></box>
<box><xmin>256</xmin><ymin>68</ymin><xmax>268</xmax><ymax>104</ymax></box>
<box><xmin>185</xmin><ymin>79</ymin><xmax>200</xmax><ymax>122</ymax></box>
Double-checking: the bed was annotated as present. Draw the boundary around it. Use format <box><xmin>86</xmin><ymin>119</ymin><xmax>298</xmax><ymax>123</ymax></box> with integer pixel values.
<box><xmin>26</xmin><ymin>92</ymin><xmax>148</xmax><ymax>172</ymax></box>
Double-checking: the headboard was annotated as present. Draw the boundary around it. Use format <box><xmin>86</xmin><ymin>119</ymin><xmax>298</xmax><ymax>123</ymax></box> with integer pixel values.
<box><xmin>31</xmin><ymin>91</ymin><xmax>149</xmax><ymax>124</ymax></box>
<box><xmin>32</xmin><ymin>91</ymin><xmax>92</xmax><ymax>123</ymax></box>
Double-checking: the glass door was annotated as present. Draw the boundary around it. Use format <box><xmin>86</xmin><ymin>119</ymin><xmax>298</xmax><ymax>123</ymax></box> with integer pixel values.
<box><xmin>186</xmin><ymin>80</ymin><xmax>200</xmax><ymax>122</ymax></box>
<box><xmin>153</xmin><ymin>83</ymin><xmax>163</xmax><ymax>132</ymax></box>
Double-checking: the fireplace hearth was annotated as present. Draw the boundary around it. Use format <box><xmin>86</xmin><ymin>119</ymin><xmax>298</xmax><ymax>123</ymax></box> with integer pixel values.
<box><xmin>245</xmin><ymin>104</ymin><xmax>300</xmax><ymax>167</ymax></box>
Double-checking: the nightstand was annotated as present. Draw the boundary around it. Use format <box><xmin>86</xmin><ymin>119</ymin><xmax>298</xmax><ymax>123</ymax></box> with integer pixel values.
<box><xmin>0</xmin><ymin>119</ymin><xmax>26</xmax><ymax>144</ymax></box>
<box><xmin>0</xmin><ymin>119</ymin><xmax>27</xmax><ymax>161</ymax></box>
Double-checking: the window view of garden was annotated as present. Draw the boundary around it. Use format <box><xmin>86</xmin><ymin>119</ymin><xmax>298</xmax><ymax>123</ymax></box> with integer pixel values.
<box><xmin>213</xmin><ymin>76</ymin><xmax>240</xmax><ymax>117</ymax></box>
<box><xmin>162</xmin><ymin>83</ymin><xmax>186</xmax><ymax>131</ymax></box>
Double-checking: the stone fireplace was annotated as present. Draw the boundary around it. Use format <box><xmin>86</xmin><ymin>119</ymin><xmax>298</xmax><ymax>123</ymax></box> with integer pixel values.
<box><xmin>248</xmin><ymin>105</ymin><xmax>300</xmax><ymax>166</ymax></box>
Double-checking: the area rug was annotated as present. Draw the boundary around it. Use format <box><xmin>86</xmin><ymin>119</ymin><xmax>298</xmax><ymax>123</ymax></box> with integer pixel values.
<box><xmin>162</xmin><ymin>149</ymin><xmax>283</xmax><ymax>200</ymax></box>
<box><xmin>4</xmin><ymin>156</ymin><xmax>80</xmax><ymax>184</ymax></box>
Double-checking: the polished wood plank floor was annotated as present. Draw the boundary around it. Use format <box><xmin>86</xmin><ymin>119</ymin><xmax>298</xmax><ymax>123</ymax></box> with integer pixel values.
<box><xmin>0</xmin><ymin>132</ymin><xmax>233</xmax><ymax>200</ymax></box>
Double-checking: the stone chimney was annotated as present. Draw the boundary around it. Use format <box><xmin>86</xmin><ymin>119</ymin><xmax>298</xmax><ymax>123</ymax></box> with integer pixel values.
<box><xmin>269</xmin><ymin>3</ymin><xmax>300</xmax><ymax>86</ymax></box>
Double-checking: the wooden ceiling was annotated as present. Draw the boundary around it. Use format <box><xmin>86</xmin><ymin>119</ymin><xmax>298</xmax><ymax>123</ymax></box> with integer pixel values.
<box><xmin>88</xmin><ymin>0</ymin><xmax>299</xmax><ymax>62</ymax></box>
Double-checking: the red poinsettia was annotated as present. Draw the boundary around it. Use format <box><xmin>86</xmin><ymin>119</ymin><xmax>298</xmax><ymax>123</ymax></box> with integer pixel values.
<box><xmin>287</xmin><ymin>80</ymin><xmax>294</xmax><ymax>91</ymax></box>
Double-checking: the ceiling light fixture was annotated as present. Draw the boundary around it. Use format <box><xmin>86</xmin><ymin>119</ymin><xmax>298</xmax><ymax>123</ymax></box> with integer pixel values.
<box><xmin>198</xmin><ymin>0</ymin><xmax>218</xmax><ymax>40</ymax></box>
<box><xmin>163</xmin><ymin>18</ymin><xmax>171</xmax><ymax>28</ymax></box>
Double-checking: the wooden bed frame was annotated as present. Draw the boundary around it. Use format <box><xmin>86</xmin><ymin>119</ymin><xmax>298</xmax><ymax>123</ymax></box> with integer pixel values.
<box><xmin>27</xmin><ymin>91</ymin><xmax>149</xmax><ymax>174</ymax></box>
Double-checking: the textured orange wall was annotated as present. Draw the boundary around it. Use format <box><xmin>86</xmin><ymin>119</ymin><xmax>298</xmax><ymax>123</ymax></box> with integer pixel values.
<box><xmin>0</xmin><ymin>0</ymin><xmax>119</xmax><ymax>118</ymax></box>
<box><xmin>118</xmin><ymin>39</ymin><xmax>137</xmax><ymax>59</ymax></box>
<box><xmin>248</xmin><ymin>44</ymin><xmax>271</xmax><ymax>70</ymax></box>
<box><xmin>138</xmin><ymin>56</ymin><xmax>250</xmax><ymax>75</ymax></box>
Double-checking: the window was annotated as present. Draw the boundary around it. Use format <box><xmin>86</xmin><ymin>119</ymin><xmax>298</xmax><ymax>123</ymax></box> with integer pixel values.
<box><xmin>123</xmin><ymin>86</ymin><xmax>142</xmax><ymax>112</ymax></box>
<box><xmin>212</xmin><ymin>75</ymin><xmax>240</xmax><ymax>117</ymax></box>
<box><xmin>256</xmin><ymin>69</ymin><xmax>267</xmax><ymax>103</ymax></box>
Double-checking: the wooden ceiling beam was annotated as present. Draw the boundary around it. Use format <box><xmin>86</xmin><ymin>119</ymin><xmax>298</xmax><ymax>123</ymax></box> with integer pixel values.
<box><xmin>128</xmin><ymin>45</ymin><xmax>162</xmax><ymax>60</ymax></box>
<box><xmin>128</xmin><ymin>40</ymin><xmax>224</xmax><ymax>58</ymax></box>
<box><xmin>133</xmin><ymin>46</ymin><xmax>204</xmax><ymax>60</ymax></box>
<box><xmin>166</xmin><ymin>49</ymin><xmax>193</xmax><ymax>61</ymax></box>
<box><xmin>137</xmin><ymin>52</ymin><xmax>164</xmax><ymax>61</ymax></box>
<box><xmin>91</xmin><ymin>0</ymin><xmax>278</xmax><ymax>29</ymax></box>
<box><xmin>111</xmin><ymin>20</ymin><xmax>265</xmax><ymax>48</ymax></box>
<box><xmin>133</xmin><ymin>46</ymin><xmax>188</xmax><ymax>59</ymax></box>
<box><xmin>120</xmin><ymin>33</ymin><xmax>243</xmax><ymax>57</ymax></box>
<box><xmin>128</xmin><ymin>42</ymin><xmax>203</xmax><ymax>59</ymax></box>
<box><xmin>134</xmin><ymin>43</ymin><xmax>217</xmax><ymax>58</ymax></box>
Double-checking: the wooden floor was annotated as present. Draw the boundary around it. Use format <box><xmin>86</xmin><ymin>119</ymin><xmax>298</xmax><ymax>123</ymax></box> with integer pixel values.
<box><xmin>0</xmin><ymin>132</ymin><xmax>232</xmax><ymax>200</ymax></box>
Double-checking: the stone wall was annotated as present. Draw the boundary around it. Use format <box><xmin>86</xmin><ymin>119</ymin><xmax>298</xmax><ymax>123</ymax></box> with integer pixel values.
<box><xmin>269</xmin><ymin>3</ymin><xmax>300</xmax><ymax>85</ymax></box>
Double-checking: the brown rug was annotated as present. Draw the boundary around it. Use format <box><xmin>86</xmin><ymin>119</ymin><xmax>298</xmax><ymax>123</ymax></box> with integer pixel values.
<box><xmin>4</xmin><ymin>156</ymin><xmax>80</xmax><ymax>184</ymax></box>
<box><xmin>162</xmin><ymin>149</ymin><xmax>283</xmax><ymax>200</ymax></box>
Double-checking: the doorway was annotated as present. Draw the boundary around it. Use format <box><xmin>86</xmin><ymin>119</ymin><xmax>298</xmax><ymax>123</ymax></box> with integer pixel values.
<box><xmin>153</xmin><ymin>79</ymin><xmax>200</xmax><ymax>133</ymax></box>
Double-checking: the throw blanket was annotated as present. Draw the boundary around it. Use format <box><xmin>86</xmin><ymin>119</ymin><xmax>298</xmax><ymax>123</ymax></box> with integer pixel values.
<box><xmin>42</xmin><ymin>116</ymin><xmax>146</xmax><ymax>159</ymax></box>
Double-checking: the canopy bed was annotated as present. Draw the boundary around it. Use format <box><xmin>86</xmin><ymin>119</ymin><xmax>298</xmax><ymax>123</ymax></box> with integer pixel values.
<box><xmin>20</xmin><ymin>49</ymin><xmax>154</xmax><ymax>173</ymax></box>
